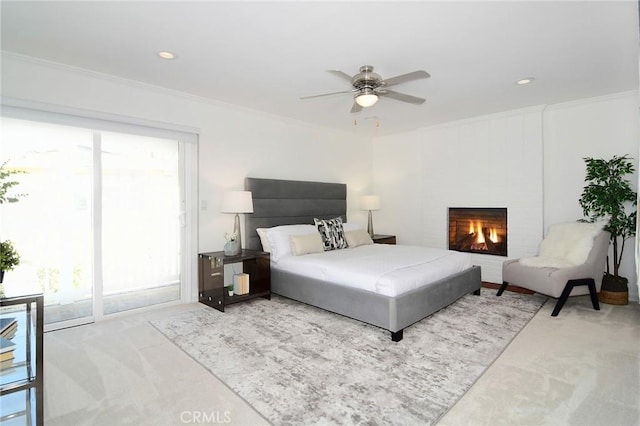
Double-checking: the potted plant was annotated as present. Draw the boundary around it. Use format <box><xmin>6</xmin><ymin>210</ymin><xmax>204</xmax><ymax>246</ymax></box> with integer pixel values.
<box><xmin>223</xmin><ymin>231</ymin><xmax>239</xmax><ymax>256</ymax></box>
<box><xmin>0</xmin><ymin>240</ymin><xmax>20</xmax><ymax>283</ymax></box>
<box><xmin>227</xmin><ymin>285</ymin><xmax>234</xmax><ymax>297</ymax></box>
<box><xmin>579</xmin><ymin>154</ymin><xmax>637</xmax><ymax>305</ymax></box>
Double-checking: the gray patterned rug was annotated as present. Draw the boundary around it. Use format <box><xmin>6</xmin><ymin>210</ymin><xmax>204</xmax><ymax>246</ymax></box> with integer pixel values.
<box><xmin>151</xmin><ymin>290</ymin><xmax>546</xmax><ymax>425</ymax></box>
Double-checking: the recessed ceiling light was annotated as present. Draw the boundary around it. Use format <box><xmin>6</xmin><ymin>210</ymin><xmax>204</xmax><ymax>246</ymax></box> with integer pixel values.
<box><xmin>516</xmin><ymin>77</ymin><xmax>535</xmax><ymax>85</ymax></box>
<box><xmin>157</xmin><ymin>51</ymin><xmax>176</xmax><ymax>60</ymax></box>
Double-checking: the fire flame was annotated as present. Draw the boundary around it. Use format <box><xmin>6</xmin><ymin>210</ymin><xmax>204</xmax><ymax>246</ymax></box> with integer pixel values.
<box><xmin>468</xmin><ymin>221</ymin><xmax>499</xmax><ymax>243</ymax></box>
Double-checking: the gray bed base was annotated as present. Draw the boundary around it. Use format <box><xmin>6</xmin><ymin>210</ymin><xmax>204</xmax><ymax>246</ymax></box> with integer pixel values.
<box><xmin>244</xmin><ymin>177</ymin><xmax>482</xmax><ymax>342</ymax></box>
<box><xmin>272</xmin><ymin>266</ymin><xmax>481</xmax><ymax>341</ymax></box>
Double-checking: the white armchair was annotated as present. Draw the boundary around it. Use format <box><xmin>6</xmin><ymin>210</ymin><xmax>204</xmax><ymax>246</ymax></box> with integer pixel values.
<box><xmin>498</xmin><ymin>222</ymin><xmax>610</xmax><ymax>316</ymax></box>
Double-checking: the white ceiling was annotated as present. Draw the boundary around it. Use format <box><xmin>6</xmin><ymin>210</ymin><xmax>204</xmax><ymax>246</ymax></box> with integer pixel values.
<box><xmin>2</xmin><ymin>1</ymin><xmax>638</xmax><ymax>136</ymax></box>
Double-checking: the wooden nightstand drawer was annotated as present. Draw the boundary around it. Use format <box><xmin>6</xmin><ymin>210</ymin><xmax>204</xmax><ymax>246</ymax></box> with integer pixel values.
<box><xmin>372</xmin><ymin>234</ymin><xmax>396</xmax><ymax>245</ymax></box>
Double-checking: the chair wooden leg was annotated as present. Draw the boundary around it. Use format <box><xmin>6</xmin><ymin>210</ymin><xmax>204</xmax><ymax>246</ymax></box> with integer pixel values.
<box><xmin>496</xmin><ymin>281</ymin><xmax>509</xmax><ymax>296</ymax></box>
<box><xmin>551</xmin><ymin>284</ymin><xmax>574</xmax><ymax>316</ymax></box>
<box><xmin>552</xmin><ymin>278</ymin><xmax>599</xmax><ymax>317</ymax></box>
<box><xmin>585</xmin><ymin>278</ymin><xmax>600</xmax><ymax>311</ymax></box>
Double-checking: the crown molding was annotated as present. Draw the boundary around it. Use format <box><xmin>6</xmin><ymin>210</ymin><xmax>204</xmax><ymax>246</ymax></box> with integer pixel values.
<box><xmin>543</xmin><ymin>90</ymin><xmax>638</xmax><ymax>111</ymax></box>
<box><xmin>2</xmin><ymin>50</ymin><xmax>227</xmax><ymax>106</ymax></box>
<box><xmin>1</xmin><ymin>51</ymin><xmax>366</xmax><ymax>139</ymax></box>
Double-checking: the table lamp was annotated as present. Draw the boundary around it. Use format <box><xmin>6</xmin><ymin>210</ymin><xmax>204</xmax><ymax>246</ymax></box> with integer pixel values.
<box><xmin>360</xmin><ymin>195</ymin><xmax>381</xmax><ymax>238</ymax></box>
<box><xmin>221</xmin><ymin>191</ymin><xmax>254</xmax><ymax>255</ymax></box>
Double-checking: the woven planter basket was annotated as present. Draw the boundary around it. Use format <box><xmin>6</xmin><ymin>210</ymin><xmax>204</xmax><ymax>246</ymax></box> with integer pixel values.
<box><xmin>599</xmin><ymin>290</ymin><xmax>629</xmax><ymax>305</ymax></box>
<box><xmin>599</xmin><ymin>274</ymin><xmax>629</xmax><ymax>305</ymax></box>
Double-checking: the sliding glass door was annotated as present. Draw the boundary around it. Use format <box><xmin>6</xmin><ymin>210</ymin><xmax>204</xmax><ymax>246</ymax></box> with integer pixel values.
<box><xmin>1</xmin><ymin>119</ymin><xmax>94</xmax><ymax>324</ymax></box>
<box><xmin>100</xmin><ymin>132</ymin><xmax>181</xmax><ymax>314</ymax></box>
<box><xmin>1</xmin><ymin>116</ymin><xmax>186</xmax><ymax>328</ymax></box>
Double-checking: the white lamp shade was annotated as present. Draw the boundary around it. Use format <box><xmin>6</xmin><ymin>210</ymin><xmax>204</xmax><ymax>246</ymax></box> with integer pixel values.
<box><xmin>221</xmin><ymin>191</ymin><xmax>254</xmax><ymax>213</ymax></box>
<box><xmin>355</xmin><ymin>93</ymin><xmax>379</xmax><ymax>107</ymax></box>
<box><xmin>360</xmin><ymin>195</ymin><xmax>381</xmax><ymax>211</ymax></box>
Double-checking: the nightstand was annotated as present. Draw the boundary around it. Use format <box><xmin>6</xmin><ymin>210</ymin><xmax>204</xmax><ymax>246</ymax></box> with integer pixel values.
<box><xmin>198</xmin><ymin>249</ymin><xmax>270</xmax><ymax>312</ymax></box>
<box><xmin>372</xmin><ymin>234</ymin><xmax>396</xmax><ymax>245</ymax></box>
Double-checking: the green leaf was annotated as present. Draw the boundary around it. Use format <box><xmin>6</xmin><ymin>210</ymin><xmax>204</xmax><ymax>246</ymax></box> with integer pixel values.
<box><xmin>0</xmin><ymin>160</ymin><xmax>27</xmax><ymax>204</ymax></box>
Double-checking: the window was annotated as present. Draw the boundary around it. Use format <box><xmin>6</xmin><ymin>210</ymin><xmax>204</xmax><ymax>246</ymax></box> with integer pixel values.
<box><xmin>1</xmin><ymin>105</ymin><xmax>197</xmax><ymax>329</ymax></box>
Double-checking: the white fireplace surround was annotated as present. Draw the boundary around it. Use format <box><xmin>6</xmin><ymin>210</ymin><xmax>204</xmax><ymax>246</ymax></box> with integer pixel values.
<box><xmin>373</xmin><ymin>107</ymin><xmax>544</xmax><ymax>283</ymax></box>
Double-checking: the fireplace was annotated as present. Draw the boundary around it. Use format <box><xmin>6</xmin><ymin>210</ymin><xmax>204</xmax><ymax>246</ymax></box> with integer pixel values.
<box><xmin>448</xmin><ymin>208</ymin><xmax>507</xmax><ymax>256</ymax></box>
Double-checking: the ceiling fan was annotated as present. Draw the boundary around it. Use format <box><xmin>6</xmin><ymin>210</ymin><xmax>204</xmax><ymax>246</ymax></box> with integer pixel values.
<box><xmin>300</xmin><ymin>65</ymin><xmax>430</xmax><ymax>113</ymax></box>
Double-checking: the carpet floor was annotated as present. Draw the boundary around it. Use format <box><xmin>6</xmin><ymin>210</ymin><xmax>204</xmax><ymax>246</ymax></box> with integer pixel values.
<box><xmin>151</xmin><ymin>290</ymin><xmax>546</xmax><ymax>425</ymax></box>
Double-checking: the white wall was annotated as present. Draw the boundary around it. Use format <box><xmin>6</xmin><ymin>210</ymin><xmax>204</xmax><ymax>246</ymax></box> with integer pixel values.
<box><xmin>373</xmin><ymin>92</ymin><xmax>640</xmax><ymax>301</ymax></box>
<box><xmin>544</xmin><ymin>92</ymin><xmax>639</xmax><ymax>301</ymax></box>
<box><xmin>1</xmin><ymin>53</ymin><xmax>373</xmax><ymax>300</ymax></box>
<box><xmin>373</xmin><ymin>107</ymin><xmax>545</xmax><ymax>283</ymax></box>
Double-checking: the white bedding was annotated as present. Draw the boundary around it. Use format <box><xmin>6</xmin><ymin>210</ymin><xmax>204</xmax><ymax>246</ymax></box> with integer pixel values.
<box><xmin>273</xmin><ymin>244</ymin><xmax>473</xmax><ymax>297</ymax></box>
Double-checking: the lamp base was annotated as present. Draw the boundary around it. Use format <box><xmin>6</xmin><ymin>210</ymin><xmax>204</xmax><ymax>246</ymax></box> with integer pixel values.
<box><xmin>228</xmin><ymin>213</ymin><xmax>243</xmax><ymax>255</ymax></box>
<box><xmin>367</xmin><ymin>210</ymin><xmax>374</xmax><ymax>238</ymax></box>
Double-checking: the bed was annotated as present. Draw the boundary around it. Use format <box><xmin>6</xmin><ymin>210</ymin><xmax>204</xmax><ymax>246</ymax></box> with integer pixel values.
<box><xmin>244</xmin><ymin>177</ymin><xmax>481</xmax><ymax>342</ymax></box>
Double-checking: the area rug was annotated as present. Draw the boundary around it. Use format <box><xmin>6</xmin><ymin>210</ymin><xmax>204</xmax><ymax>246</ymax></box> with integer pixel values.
<box><xmin>151</xmin><ymin>290</ymin><xmax>546</xmax><ymax>425</ymax></box>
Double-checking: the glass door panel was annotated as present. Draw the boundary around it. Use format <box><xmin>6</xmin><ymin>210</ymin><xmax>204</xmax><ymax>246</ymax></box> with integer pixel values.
<box><xmin>0</xmin><ymin>118</ymin><xmax>94</xmax><ymax>325</ymax></box>
<box><xmin>101</xmin><ymin>132</ymin><xmax>181</xmax><ymax>314</ymax></box>
<box><xmin>2</xmin><ymin>116</ymin><xmax>185</xmax><ymax>326</ymax></box>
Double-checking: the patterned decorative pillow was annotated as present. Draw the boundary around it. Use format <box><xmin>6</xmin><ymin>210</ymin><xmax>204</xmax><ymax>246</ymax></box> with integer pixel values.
<box><xmin>314</xmin><ymin>217</ymin><xmax>348</xmax><ymax>251</ymax></box>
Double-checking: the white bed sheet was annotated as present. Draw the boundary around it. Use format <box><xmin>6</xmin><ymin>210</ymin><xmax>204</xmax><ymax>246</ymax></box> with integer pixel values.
<box><xmin>273</xmin><ymin>244</ymin><xmax>473</xmax><ymax>297</ymax></box>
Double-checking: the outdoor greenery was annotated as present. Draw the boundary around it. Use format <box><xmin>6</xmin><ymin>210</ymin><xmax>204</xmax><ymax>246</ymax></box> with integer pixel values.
<box><xmin>579</xmin><ymin>154</ymin><xmax>637</xmax><ymax>278</ymax></box>
<box><xmin>0</xmin><ymin>160</ymin><xmax>26</xmax><ymax>204</ymax></box>
<box><xmin>0</xmin><ymin>160</ymin><xmax>27</xmax><ymax>274</ymax></box>
<box><xmin>0</xmin><ymin>240</ymin><xmax>20</xmax><ymax>272</ymax></box>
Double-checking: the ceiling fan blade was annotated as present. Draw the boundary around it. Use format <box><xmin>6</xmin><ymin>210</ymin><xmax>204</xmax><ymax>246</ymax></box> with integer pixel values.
<box><xmin>327</xmin><ymin>69</ymin><xmax>354</xmax><ymax>83</ymax></box>
<box><xmin>381</xmin><ymin>70</ymin><xmax>430</xmax><ymax>87</ymax></box>
<box><xmin>350</xmin><ymin>102</ymin><xmax>363</xmax><ymax>113</ymax></box>
<box><xmin>379</xmin><ymin>90</ymin><xmax>426</xmax><ymax>105</ymax></box>
<box><xmin>300</xmin><ymin>90</ymin><xmax>353</xmax><ymax>100</ymax></box>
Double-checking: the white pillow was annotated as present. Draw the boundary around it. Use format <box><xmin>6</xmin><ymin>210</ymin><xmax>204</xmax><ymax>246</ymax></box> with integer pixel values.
<box><xmin>266</xmin><ymin>224</ymin><xmax>318</xmax><ymax>262</ymax></box>
<box><xmin>289</xmin><ymin>233</ymin><xmax>324</xmax><ymax>256</ymax></box>
<box><xmin>256</xmin><ymin>228</ymin><xmax>271</xmax><ymax>252</ymax></box>
<box><xmin>342</xmin><ymin>222</ymin><xmax>364</xmax><ymax>232</ymax></box>
<box><xmin>345</xmin><ymin>229</ymin><xmax>374</xmax><ymax>248</ymax></box>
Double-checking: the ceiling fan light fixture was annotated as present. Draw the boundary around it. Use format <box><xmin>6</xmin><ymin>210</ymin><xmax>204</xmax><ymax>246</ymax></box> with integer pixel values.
<box><xmin>355</xmin><ymin>89</ymin><xmax>379</xmax><ymax>107</ymax></box>
<box><xmin>303</xmin><ymin>65</ymin><xmax>429</xmax><ymax>112</ymax></box>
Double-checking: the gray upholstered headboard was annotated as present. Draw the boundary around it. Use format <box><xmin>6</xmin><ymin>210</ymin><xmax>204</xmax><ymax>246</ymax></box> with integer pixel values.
<box><xmin>244</xmin><ymin>177</ymin><xmax>347</xmax><ymax>251</ymax></box>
